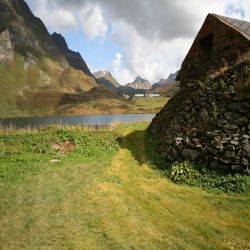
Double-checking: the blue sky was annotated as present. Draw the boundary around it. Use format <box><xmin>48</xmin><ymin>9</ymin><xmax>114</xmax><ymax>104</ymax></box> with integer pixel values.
<box><xmin>26</xmin><ymin>0</ymin><xmax>249</xmax><ymax>85</ymax></box>
<box><xmin>63</xmin><ymin>31</ymin><xmax>122</xmax><ymax>71</ymax></box>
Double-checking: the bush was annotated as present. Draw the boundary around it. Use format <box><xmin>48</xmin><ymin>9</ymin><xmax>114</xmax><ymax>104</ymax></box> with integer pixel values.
<box><xmin>164</xmin><ymin>161</ymin><xmax>250</xmax><ymax>193</ymax></box>
<box><xmin>166</xmin><ymin>161</ymin><xmax>199</xmax><ymax>185</ymax></box>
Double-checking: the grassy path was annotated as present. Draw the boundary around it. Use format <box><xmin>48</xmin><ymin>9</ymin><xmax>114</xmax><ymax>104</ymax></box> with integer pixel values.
<box><xmin>0</xmin><ymin>123</ymin><xmax>250</xmax><ymax>249</ymax></box>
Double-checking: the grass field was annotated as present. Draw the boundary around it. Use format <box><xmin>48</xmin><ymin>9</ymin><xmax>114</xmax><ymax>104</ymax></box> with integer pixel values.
<box><xmin>54</xmin><ymin>97</ymin><xmax>169</xmax><ymax>116</ymax></box>
<box><xmin>0</xmin><ymin>97</ymin><xmax>168</xmax><ymax>118</ymax></box>
<box><xmin>129</xmin><ymin>97</ymin><xmax>168</xmax><ymax>113</ymax></box>
<box><xmin>0</xmin><ymin>123</ymin><xmax>250</xmax><ymax>249</ymax></box>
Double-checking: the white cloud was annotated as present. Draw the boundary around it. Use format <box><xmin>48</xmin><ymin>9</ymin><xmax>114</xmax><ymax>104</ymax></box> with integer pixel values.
<box><xmin>110</xmin><ymin>21</ymin><xmax>192</xmax><ymax>84</ymax></box>
<box><xmin>27</xmin><ymin>0</ymin><xmax>250</xmax><ymax>84</ymax></box>
<box><xmin>111</xmin><ymin>53</ymin><xmax>134</xmax><ymax>85</ymax></box>
<box><xmin>48</xmin><ymin>9</ymin><xmax>78</xmax><ymax>32</ymax></box>
<box><xmin>28</xmin><ymin>1</ymin><xmax>78</xmax><ymax>32</ymax></box>
<box><xmin>240</xmin><ymin>0</ymin><xmax>250</xmax><ymax>19</ymax></box>
<box><xmin>78</xmin><ymin>5</ymin><xmax>108</xmax><ymax>40</ymax></box>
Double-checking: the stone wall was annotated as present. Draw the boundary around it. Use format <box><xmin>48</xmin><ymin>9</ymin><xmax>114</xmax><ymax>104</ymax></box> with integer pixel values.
<box><xmin>178</xmin><ymin>14</ymin><xmax>250</xmax><ymax>86</ymax></box>
<box><xmin>150</xmin><ymin>61</ymin><xmax>250</xmax><ymax>174</ymax></box>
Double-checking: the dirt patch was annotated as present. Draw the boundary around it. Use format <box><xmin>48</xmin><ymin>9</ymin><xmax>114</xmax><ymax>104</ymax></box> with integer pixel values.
<box><xmin>51</xmin><ymin>140</ymin><xmax>75</xmax><ymax>155</ymax></box>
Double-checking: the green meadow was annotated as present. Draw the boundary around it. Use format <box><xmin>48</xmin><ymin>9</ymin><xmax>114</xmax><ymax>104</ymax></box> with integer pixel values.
<box><xmin>0</xmin><ymin>123</ymin><xmax>249</xmax><ymax>250</ymax></box>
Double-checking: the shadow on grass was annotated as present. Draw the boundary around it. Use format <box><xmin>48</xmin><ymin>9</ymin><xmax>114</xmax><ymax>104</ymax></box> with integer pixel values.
<box><xmin>117</xmin><ymin>128</ymin><xmax>166</xmax><ymax>169</ymax></box>
<box><xmin>117</xmin><ymin>129</ymin><xmax>250</xmax><ymax>193</ymax></box>
<box><xmin>118</xmin><ymin>130</ymin><xmax>146</xmax><ymax>166</ymax></box>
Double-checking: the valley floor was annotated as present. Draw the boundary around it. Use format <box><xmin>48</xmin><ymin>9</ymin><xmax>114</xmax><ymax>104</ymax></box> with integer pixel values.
<box><xmin>0</xmin><ymin>123</ymin><xmax>250</xmax><ymax>249</ymax></box>
<box><xmin>0</xmin><ymin>97</ymin><xmax>168</xmax><ymax>118</ymax></box>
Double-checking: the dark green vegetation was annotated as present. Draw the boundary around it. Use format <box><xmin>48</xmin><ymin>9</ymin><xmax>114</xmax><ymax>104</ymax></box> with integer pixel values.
<box><xmin>0</xmin><ymin>125</ymin><xmax>118</xmax><ymax>182</ymax></box>
<box><xmin>0</xmin><ymin>123</ymin><xmax>250</xmax><ymax>249</ymax></box>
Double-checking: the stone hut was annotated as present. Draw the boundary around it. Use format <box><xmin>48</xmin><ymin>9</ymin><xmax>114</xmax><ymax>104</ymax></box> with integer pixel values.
<box><xmin>177</xmin><ymin>14</ymin><xmax>250</xmax><ymax>86</ymax></box>
<box><xmin>150</xmin><ymin>14</ymin><xmax>250</xmax><ymax>174</ymax></box>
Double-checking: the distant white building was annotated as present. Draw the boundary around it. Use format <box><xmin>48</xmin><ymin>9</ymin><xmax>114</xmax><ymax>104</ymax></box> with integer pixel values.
<box><xmin>133</xmin><ymin>93</ymin><xmax>160</xmax><ymax>98</ymax></box>
<box><xmin>134</xmin><ymin>94</ymin><xmax>144</xmax><ymax>98</ymax></box>
<box><xmin>149</xmin><ymin>94</ymin><xmax>160</xmax><ymax>98</ymax></box>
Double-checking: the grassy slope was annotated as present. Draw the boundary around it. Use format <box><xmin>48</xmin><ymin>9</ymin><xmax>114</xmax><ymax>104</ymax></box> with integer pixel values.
<box><xmin>0</xmin><ymin>52</ymin><xmax>167</xmax><ymax>118</ymax></box>
<box><xmin>0</xmin><ymin>123</ymin><xmax>249</xmax><ymax>250</ymax></box>
<box><xmin>130</xmin><ymin>97</ymin><xmax>168</xmax><ymax>113</ymax></box>
<box><xmin>59</xmin><ymin>97</ymin><xmax>169</xmax><ymax>116</ymax></box>
<box><xmin>0</xmin><ymin>54</ymin><xmax>98</xmax><ymax>117</ymax></box>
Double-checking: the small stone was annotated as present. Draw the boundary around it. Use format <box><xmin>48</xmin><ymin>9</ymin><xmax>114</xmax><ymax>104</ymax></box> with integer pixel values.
<box><xmin>222</xmin><ymin>139</ymin><xmax>230</xmax><ymax>144</ymax></box>
<box><xmin>223</xmin><ymin>151</ymin><xmax>235</xmax><ymax>158</ymax></box>
<box><xmin>210</xmin><ymin>161</ymin><xmax>218</xmax><ymax>169</ymax></box>
<box><xmin>228</xmin><ymin>103</ymin><xmax>242</xmax><ymax>111</ymax></box>
<box><xmin>233</xmin><ymin>134</ymin><xmax>240</xmax><ymax>137</ymax></box>
<box><xmin>175</xmin><ymin>140</ymin><xmax>182</xmax><ymax>147</ymax></box>
<box><xmin>219</xmin><ymin>158</ymin><xmax>232</xmax><ymax>165</ymax></box>
<box><xmin>50</xmin><ymin>159</ymin><xmax>60</xmax><ymax>163</ymax></box>
<box><xmin>183</xmin><ymin>136</ymin><xmax>191</xmax><ymax>144</ymax></box>
<box><xmin>206</xmin><ymin>131</ymin><xmax>216</xmax><ymax>137</ymax></box>
<box><xmin>230</xmin><ymin>140</ymin><xmax>240</xmax><ymax>146</ymax></box>
<box><xmin>242</xmin><ymin>158</ymin><xmax>249</xmax><ymax>166</ymax></box>
<box><xmin>225</xmin><ymin>144</ymin><xmax>235</xmax><ymax>151</ymax></box>
<box><xmin>224</xmin><ymin>112</ymin><xmax>233</xmax><ymax>120</ymax></box>
<box><xmin>181</xmin><ymin>149</ymin><xmax>199</xmax><ymax>161</ymax></box>
<box><xmin>231</xmin><ymin>165</ymin><xmax>243</xmax><ymax>171</ymax></box>
<box><xmin>175</xmin><ymin>137</ymin><xmax>183</xmax><ymax>141</ymax></box>
<box><xmin>244</xmin><ymin>168</ymin><xmax>250</xmax><ymax>176</ymax></box>
<box><xmin>235</xmin><ymin>117</ymin><xmax>248</xmax><ymax>126</ymax></box>
<box><xmin>241</xmin><ymin>134</ymin><xmax>250</xmax><ymax>139</ymax></box>
<box><xmin>224</xmin><ymin>123</ymin><xmax>239</xmax><ymax>132</ymax></box>
<box><xmin>171</xmin><ymin>147</ymin><xmax>179</xmax><ymax>158</ymax></box>
<box><xmin>211</xmin><ymin>137</ymin><xmax>223</xmax><ymax>150</ymax></box>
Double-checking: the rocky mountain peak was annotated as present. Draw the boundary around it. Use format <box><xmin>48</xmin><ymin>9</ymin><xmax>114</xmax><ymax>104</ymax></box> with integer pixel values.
<box><xmin>51</xmin><ymin>32</ymin><xmax>69</xmax><ymax>53</ymax></box>
<box><xmin>93</xmin><ymin>70</ymin><xmax>120</xmax><ymax>90</ymax></box>
<box><xmin>51</xmin><ymin>32</ymin><xmax>93</xmax><ymax>77</ymax></box>
<box><xmin>134</xmin><ymin>76</ymin><xmax>144</xmax><ymax>82</ymax></box>
<box><xmin>94</xmin><ymin>71</ymin><xmax>111</xmax><ymax>78</ymax></box>
<box><xmin>126</xmin><ymin>76</ymin><xmax>152</xmax><ymax>90</ymax></box>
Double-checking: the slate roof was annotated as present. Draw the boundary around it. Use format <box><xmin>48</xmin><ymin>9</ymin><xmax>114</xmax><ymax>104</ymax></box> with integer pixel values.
<box><xmin>213</xmin><ymin>14</ymin><xmax>250</xmax><ymax>40</ymax></box>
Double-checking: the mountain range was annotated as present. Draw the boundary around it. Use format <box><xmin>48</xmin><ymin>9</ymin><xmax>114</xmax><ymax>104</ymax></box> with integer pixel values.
<box><xmin>0</xmin><ymin>0</ymin><xmax>124</xmax><ymax>117</ymax></box>
<box><xmin>0</xmin><ymin>0</ymin><xmax>179</xmax><ymax>117</ymax></box>
<box><xmin>151</xmin><ymin>70</ymin><xmax>179</xmax><ymax>91</ymax></box>
<box><xmin>126</xmin><ymin>76</ymin><xmax>152</xmax><ymax>90</ymax></box>
<box><xmin>93</xmin><ymin>71</ymin><xmax>120</xmax><ymax>91</ymax></box>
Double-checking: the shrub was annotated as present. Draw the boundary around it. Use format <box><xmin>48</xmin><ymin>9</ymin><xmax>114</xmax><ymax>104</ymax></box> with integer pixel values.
<box><xmin>165</xmin><ymin>161</ymin><xmax>199</xmax><ymax>185</ymax></box>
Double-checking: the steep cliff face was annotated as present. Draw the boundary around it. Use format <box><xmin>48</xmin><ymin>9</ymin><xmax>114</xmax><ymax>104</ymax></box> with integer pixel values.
<box><xmin>0</xmin><ymin>0</ymin><xmax>66</xmax><ymax>63</ymax></box>
<box><xmin>51</xmin><ymin>33</ymin><xmax>93</xmax><ymax>77</ymax></box>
